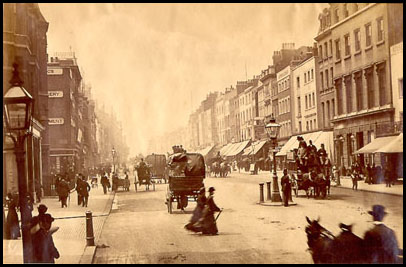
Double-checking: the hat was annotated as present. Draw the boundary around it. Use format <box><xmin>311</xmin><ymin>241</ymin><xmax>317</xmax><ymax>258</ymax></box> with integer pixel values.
<box><xmin>38</xmin><ymin>204</ymin><xmax>48</xmax><ymax>214</ymax></box>
<box><xmin>208</xmin><ymin>187</ymin><xmax>215</xmax><ymax>192</ymax></box>
<box><xmin>43</xmin><ymin>213</ymin><xmax>55</xmax><ymax>223</ymax></box>
<box><xmin>368</xmin><ymin>205</ymin><xmax>387</xmax><ymax>219</ymax></box>
<box><xmin>339</xmin><ymin>223</ymin><xmax>353</xmax><ymax>231</ymax></box>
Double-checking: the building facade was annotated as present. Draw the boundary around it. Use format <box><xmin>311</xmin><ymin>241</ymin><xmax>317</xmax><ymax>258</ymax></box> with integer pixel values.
<box><xmin>319</xmin><ymin>3</ymin><xmax>403</xmax><ymax>168</ymax></box>
<box><xmin>3</xmin><ymin>3</ymin><xmax>50</xmax><ymax>198</ymax></box>
<box><xmin>292</xmin><ymin>56</ymin><xmax>320</xmax><ymax>135</ymax></box>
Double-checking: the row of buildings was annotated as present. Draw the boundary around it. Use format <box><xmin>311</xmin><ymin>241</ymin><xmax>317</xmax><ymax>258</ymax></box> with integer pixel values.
<box><xmin>149</xmin><ymin>3</ymin><xmax>403</xmax><ymax>173</ymax></box>
<box><xmin>3</xmin><ymin>3</ymin><xmax>129</xmax><ymax>199</ymax></box>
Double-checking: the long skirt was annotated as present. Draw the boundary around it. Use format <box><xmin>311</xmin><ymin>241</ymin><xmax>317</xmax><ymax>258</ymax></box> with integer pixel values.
<box><xmin>6</xmin><ymin>208</ymin><xmax>21</xmax><ymax>239</ymax></box>
<box><xmin>193</xmin><ymin>207</ymin><xmax>218</xmax><ymax>235</ymax></box>
<box><xmin>185</xmin><ymin>205</ymin><xmax>205</xmax><ymax>231</ymax></box>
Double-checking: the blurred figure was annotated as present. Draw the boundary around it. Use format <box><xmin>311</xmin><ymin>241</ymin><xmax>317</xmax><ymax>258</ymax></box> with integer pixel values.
<box><xmin>194</xmin><ymin>187</ymin><xmax>221</xmax><ymax>235</ymax></box>
<box><xmin>32</xmin><ymin>214</ymin><xmax>60</xmax><ymax>263</ymax></box>
<box><xmin>185</xmin><ymin>187</ymin><xmax>207</xmax><ymax>232</ymax></box>
<box><xmin>363</xmin><ymin>205</ymin><xmax>400</xmax><ymax>264</ymax></box>
<box><xmin>5</xmin><ymin>193</ymin><xmax>20</xmax><ymax>240</ymax></box>
<box><xmin>58</xmin><ymin>178</ymin><xmax>70</xmax><ymax>208</ymax></box>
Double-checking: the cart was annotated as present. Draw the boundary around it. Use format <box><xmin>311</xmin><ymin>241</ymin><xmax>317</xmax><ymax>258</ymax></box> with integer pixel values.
<box><xmin>165</xmin><ymin>153</ymin><xmax>205</xmax><ymax>214</ymax></box>
<box><xmin>135</xmin><ymin>163</ymin><xmax>155</xmax><ymax>192</ymax></box>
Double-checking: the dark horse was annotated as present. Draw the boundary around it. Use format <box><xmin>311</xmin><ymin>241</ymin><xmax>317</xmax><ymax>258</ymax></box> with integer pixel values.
<box><xmin>305</xmin><ymin>216</ymin><xmax>365</xmax><ymax>264</ymax></box>
<box><xmin>291</xmin><ymin>173</ymin><xmax>314</xmax><ymax>198</ymax></box>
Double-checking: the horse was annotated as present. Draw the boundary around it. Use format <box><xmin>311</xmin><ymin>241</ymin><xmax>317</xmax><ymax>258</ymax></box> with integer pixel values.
<box><xmin>305</xmin><ymin>216</ymin><xmax>366</xmax><ymax>264</ymax></box>
<box><xmin>312</xmin><ymin>172</ymin><xmax>329</xmax><ymax>199</ymax></box>
<box><xmin>291</xmin><ymin>173</ymin><xmax>314</xmax><ymax>198</ymax></box>
<box><xmin>219</xmin><ymin>162</ymin><xmax>231</xmax><ymax>177</ymax></box>
<box><xmin>210</xmin><ymin>162</ymin><xmax>221</xmax><ymax>177</ymax></box>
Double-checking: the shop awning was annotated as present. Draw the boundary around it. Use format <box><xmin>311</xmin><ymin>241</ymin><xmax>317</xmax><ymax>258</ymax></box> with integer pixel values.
<box><xmin>197</xmin><ymin>145</ymin><xmax>215</xmax><ymax>157</ymax></box>
<box><xmin>242</xmin><ymin>140</ymin><xmax>267</xmax><ymax>156</ymax></box>
<box><xmin>219</xmin><ymin>143</ymin><xmax>234</xmax><ymax>156</ymax></box>
<box><xmin>375</xmin><ymin>133</ymin><xmax>403</xmax><ymax>153</ymax></box>
<box><xmin>276</xmin><ymin>131</ymin><xmax>334</xmax><ymax>158</ymax></box>
<box><xmin>226</xmin><ymin>140</ymin><xmax>250</xmax><ymax>157</ymax></box>
<box><xmin>355</xmin><ymin>134</ymin><xmax>401</xmax><ymax>154</ymax></box>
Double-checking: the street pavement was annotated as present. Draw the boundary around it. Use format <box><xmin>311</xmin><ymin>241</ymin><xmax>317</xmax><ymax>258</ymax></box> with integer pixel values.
<box><xmin>3</xmin><ymin>180</ymin><xmax>115</xmax><ymax>264</ymax></box>
<box><xmin>93</xmin><ymin>170</ymin><xmax>403</xmax><ymax>264</ymax></box>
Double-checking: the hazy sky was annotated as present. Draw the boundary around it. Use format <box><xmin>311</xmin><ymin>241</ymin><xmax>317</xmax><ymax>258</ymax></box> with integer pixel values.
<box><xmin>39</xmin><ymin>3</ymin><xmax>328</xmax><ymax>156</ymax></box>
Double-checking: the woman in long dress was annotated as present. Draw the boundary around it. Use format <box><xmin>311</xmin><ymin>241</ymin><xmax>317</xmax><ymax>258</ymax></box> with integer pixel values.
<box><xmin>185</xmin><ymin>187</ymin><xmax>206</xmax><ymax>232</ymax></box>
<box><xmin>194</xmin><ymin>187</ymin><xmax>221</xmax><ymax>235</ymax></box>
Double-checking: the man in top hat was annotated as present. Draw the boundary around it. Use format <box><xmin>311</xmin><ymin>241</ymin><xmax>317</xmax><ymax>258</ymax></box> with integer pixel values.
<box><xmin>363</xmin><ymin>205</ymin><xmax>400</xmax><ymax>264</ymax></box>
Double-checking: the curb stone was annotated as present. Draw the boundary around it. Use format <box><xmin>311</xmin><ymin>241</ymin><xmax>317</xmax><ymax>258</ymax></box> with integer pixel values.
<box><xmin>79</xmin><ymin>191</ymin><xmax>116</xmax><ymax>264</ymax></box>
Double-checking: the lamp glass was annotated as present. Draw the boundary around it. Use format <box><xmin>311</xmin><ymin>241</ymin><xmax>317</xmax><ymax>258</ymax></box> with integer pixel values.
<box><xmin>265</xmin><ymin>123</ymin><xmax>281</xmax><ymax>139</ymax></box>
<box><xmin>4</xmin><ymin>85</ymin><xmax>33</xmax><ymax>131</ymax></box>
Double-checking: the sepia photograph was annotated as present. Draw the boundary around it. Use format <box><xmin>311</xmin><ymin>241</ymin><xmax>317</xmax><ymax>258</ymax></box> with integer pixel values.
<box><xmin>2</xmin><ymin>3</ymin><xmax>403</xmax><ymax>264</ymax></box>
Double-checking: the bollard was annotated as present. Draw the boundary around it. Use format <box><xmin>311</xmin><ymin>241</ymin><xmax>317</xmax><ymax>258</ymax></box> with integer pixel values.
<box><xmin>86</xmin><ymin>211</ymin><xmax>95</xmax><ymax>246</ymax></box>
<box><xmin>266</xmin><ymin>181</ymin><xmax>271</xmax><ymax>201</ymax></box>
<box><xmin>259</xmin><ymin>183</ymin><xmax>264</xmax><ymax>203</ymax></box>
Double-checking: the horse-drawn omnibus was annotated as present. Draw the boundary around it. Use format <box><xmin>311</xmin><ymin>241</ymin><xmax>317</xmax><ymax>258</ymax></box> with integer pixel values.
<box><xmin>165</xmin><ymin>152</ymin><xmax>205</xmax><ymax>214</ymax></box>
<box><xmin>145</xmin><ymin>153</ymin><xmax>167</xmax><ymax>183</ymax></box>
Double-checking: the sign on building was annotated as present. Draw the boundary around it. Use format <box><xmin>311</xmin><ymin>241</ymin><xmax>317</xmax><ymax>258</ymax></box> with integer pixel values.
<box><xmin>47</xmin><ymin>68</ymin><xmax>63</xmax><ymax>75</ymax></box>
<box><xmin>48</xmin><ymin>118</ymin><xmax>64</xmax><ymax>125</ymax></box>
<box><xmin>48</xmin><ymin>91</ymin><xmax>64</xmax><ymax>98</ymax></box>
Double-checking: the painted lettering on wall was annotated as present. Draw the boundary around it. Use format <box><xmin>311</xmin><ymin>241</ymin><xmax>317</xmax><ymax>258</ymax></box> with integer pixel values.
<box><xmin>48</xmin><ymin>118</ymin><xmax>64</xmax><ymax>125</ymax></box>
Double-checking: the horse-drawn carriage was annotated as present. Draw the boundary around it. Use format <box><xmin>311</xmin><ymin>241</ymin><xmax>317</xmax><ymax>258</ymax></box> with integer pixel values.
<box><xmin>115</xmin><ymin>177</ymin><xmax>131</xmax><ymax>191</ymax></box>
<box><xmin>134</xmin><ymin>162</ymin><xmax>155</xmax><ymax>191</ymax></box>
<box><xmin>165</xmin><ymin>152</ymin><xmax>205</xmax><ymax>214</ymax></box>
<box><xmin>287</xmin><ymin>142</ymin><xmax>332</xmax><ymax>199</ymax></box>
<box><xmin>145</xmin><ymin>154</ymin><xmax>167</xmax><ymax>183</ymax></box>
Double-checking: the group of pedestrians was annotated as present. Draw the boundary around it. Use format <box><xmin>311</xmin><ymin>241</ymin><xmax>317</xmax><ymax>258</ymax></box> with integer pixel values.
<box><xmin>185</xmin><ymin>186</ymin><xmax>222</xmax><ymax>235</ymax></box>
<box><xmin>54</xmin><ymin>173</ymin><xmax>91</xmax><ymax>208</ymax></box>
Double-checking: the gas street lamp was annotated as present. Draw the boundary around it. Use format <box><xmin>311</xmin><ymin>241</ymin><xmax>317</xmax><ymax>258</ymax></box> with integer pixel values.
<box><xmin>111</xmin><ymin>147</ymin><xmax>116</xmax><ymax>173</ymax></box>
<box><xmin>265</xmin><ymin>115</ymin><xmax>282</xmax><ymax>203</ymax></box>
<box><xmin>3</xmin><ymin>63</ymin><xmax>34</xmax><ymax>263</ymax></box>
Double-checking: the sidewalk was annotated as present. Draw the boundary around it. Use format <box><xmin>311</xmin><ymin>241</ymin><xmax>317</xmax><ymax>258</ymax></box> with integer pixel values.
<box><xmin>3</xmin><ymin>183</ymin><xmax>115</xmax><ymax>264</ymax></box>
<box><xmin>236</xmin><ymin>170</ymin><xmax>403</xmax><ymax>196</ymax></box>
<box><xmin>332</xmin><ymin>176</ymin><xmax>403</xmax><ymax>196</ymax></box>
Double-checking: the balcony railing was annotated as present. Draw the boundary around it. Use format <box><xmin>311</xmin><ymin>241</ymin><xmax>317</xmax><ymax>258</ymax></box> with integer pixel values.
<box><xmin>376</xmin><ymin>120</ymin><xmax>403</xmax><ymax>137</ymax></box>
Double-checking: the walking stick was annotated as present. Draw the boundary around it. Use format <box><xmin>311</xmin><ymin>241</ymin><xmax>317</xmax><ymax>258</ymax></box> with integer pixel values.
<box><xmin>215</xmin><ymin>209</ymin><xmax>223</xmax><ymax>221</ymax></box>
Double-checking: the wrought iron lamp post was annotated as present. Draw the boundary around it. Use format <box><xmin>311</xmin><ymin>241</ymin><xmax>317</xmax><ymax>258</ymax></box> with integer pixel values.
<box><xmin>265</xmin><ymin>116</ymin><xmax>282</xmax><ymax>203</ymax></box>
<box><xmin>111</xmin><ymin>147</ymin><xmax>116</xmax><ymax>173</ymax></box>
<box><xmin>3</xmin><ymin>63</ymin><xmax>34</xmax><ymax>263</ymax></box>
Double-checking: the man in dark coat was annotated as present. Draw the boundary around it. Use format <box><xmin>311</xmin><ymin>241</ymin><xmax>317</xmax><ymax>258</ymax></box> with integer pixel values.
<box><xmin>58</xmin><ymin>179</ymin><xmax>70</xmax><ymax>208</ymax></box>
<box><xmin>32</xmin><ymin>214</ymin><xmax>60</xmax><ymax>263</ymax></box>
<box><xmin>81</xmin><ymin>177</ymin><xmax>91</xmax><ymax>207</ymax></box>
<box><xmin>101</xmin><ymin>174</ymin><xmax>109</xmax><ymax>194</ymax></box>
<box><xmin>363</xmin><ymin>205</ymin><xmax>400</xmax><ymax>264</ymax></box>
<box><xmin>76</xmin><ymin>175</ymin><xmax>84</xmax><ymax>206</ymax></box>
<box><xmin>281</xmin><ymin>169</ymin><xmax>291</xmax><ymax>207</ymax></box>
